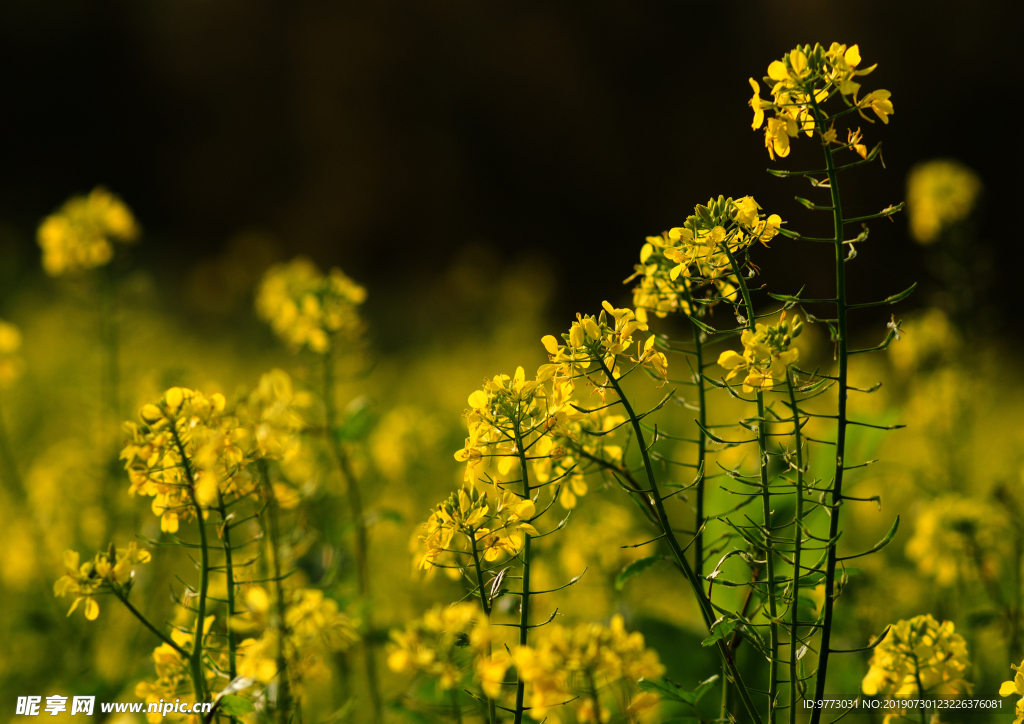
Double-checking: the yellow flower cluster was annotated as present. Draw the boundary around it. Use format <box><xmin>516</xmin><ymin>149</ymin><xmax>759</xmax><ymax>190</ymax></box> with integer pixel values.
<box><xmin>0</xmin><ymin>319</ymin><xmax>23</xmax><ymax>388</ymax></box>
<box><xmin>532</xmin><ymin>404</ymin><xmax>626</xmax><ymax>510</ymax></box>
<box><xmin>717</xmin><ymin>312</ymin><xmax>802</xmax><ymax>392</ymax></box>
<box><xmin>416</xmin><ymin>485</ymin><xmax>539</xmax><ymax>572</ymax></box>
<box><xmin>905</xmin><ymin>495</ymin><xmax>1008</xmax><ymax>587</ymax></box>
<box><xmin>120</xmin><ymin>387</ymin><xmax>261</xmax><ymax>532</ymax></box>
<box><xmin>540</xmin><ymin>302</ymin><xmax>667</xmax><ymax>387</ymax></box>
<box><xmin>454</xmin><ymin>365</ymin><xmax>577</xmax><ymax>484</ymax></box>
<box><xmin>53</xmin><ymin>543</ymin><xmax>152</xmax><ymax>620</ymax></box>
<box><xmin>231</xmin><ymin>585</ymin><xmax>358</xmax><ymax>692</ymax></box>
<box><xmin>255</xmin><ymin>257</ymin><xmax>366</xmax><ymax>353</ymax></box>
<box><xmin>512</xmin><ymin>615</ymin><xmax>664</xmax><ymax>723</ymax></box>
<box><xmin>135</xmin><ymin>616</ymin><xmax>218</xmax><ymax>723</ymax></box>
<box><xmin>628</xmin><ymin>196</ymin><xmax>780</xmax><ymax>322</ymax></box>
<box><xmin>906</xmin><ymin>159</ymin><xmax>982</xmax><ymax>244</ymax></box>
<box><xmin>749</xmin><ymin>43</ymin><xmax>892</xmax><ymax>159</ymax></box>
<box><xmin>1000</xmin><ymin>659</ymin><xmax>1024</xmax><ymax>724</ymax></box>
<box><xmin>36</xmin><ymin>187</ymin><xmax>140</xmax><ymax>276</ymax></box>
<box><xmin>862</xmin><ymin>615</ymin><xmax>971</xmax><ymax>722</ymax></box>
<box><xmin>386</xmin><ymin>603</ymin><xmax>505</xmax><ymax>695</ymax></box>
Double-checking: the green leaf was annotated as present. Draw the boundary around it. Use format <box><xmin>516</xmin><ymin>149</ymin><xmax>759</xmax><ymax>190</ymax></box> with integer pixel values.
<box><xmin>701</xmin><ymin>617</ymin><xmax>737</xmax><ymax>647</ymax></box>
<box><xmin>637</xmin><ymin>675</ymin><xmax>718</xmax><ymax>706</ymax></box>
<box><xmin>687</xmin><ymin>314</ymin><xmax>718</xmax><ymax>335</ymax></box>
<box><xmin>219</xmin><ymin>695</ymin><xmax>255</xmax><ymax>717</ymax></box>
<box><xmin>839</xmin><ymin>515</ymin><xmax>900</xmax><ymax>561</ymax></box>
<box><xmin>615</xmin><ymin>556</ymin><xmax>663</xmax><ymax>591</ymax></box>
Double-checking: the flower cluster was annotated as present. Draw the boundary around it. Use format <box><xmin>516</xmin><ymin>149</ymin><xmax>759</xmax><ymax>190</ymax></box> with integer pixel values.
<box><xmin>1000</xmin><ymin>659</ymin><xmax>1024</xmax><ymax>724</ymax></box>
<box><xmin>120</xmin><ymin>387</ymin><xmax>262</xmax><ymax>532</ymax></box>
<box><xmin>862</xmin><ymin>615</ymin><xmax>971</xmax><ymax>721</ymax></box>
<box><xmin>231</xmin><ymin>585</ymin><xmax>358</xmax><ymax>692</ymax></box>
<box><xmin>717</xmin><ymin>312</ymin><xmax>802</xmax><ymax>392</ymax></box>
<box><xmin>532</xmin><ymin>404</ymin><xmax>626</xmax><ymax>510</ymax></box>
<box><xmin>386</xmin><ymin>603</ymin><xmax>504</xmax><ymax>695</ymax></box>
<box><xmin>906</xmin><ymin>159</ymin><xmax>982</xmax><ymax>245</ymax></box>
<box><xmin>53</xmin><ymin>544</ymin><xmax>152</xmax><ymax>620</ymax></box>
<box><xmin>36</xmin><ymin>187</ymin><xmax>140</xmax><ymax>276</ymax></box>
<box><xmin>255</xmin><ymin>257</ymin><xmax>366</xmax><ymax>353</ymax></box>
<box><xmin>749</xmin><ymin>43</ymin><xmax>892</xmax><ymax>159</ymax></box>
<box><xmin>135</xmin><ymin>616</ymin><xmax>219</xmax><ymax>723</ymax></box>
<box><xmin>540</xmin><ymin>302</ymin><xmax>667</xmax><ymax>387</ymax></box>
<box><xmin>628</xmin><ymin>196</ymin><xmax>780</xmax><ymax>322</ymax></box>
<box><xmin>454</xmin><ymin>365</ymin><xmax>572</xmax><ymax>484</ymax></box>
<box><xmin>512</xmin><ymin>615</ymin><xmax>664</xmax><ymax>723</ymax></box>
<box><xmin>905</xmin><ymin>495</ymin><xmax>1009</xmax><ymax>587</ymax></box>
<box><xmin>0</xmin><ymin>319</ymin><xmax>23</xmax><ymax>388</ymax></box>
<box><xmin>416</xmin><ymin>485</ymin><xmax>539</xmax><ymax>572</ymax></box>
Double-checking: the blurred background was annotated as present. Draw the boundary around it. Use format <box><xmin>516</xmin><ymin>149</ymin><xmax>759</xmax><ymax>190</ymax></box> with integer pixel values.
<box><xmin>0</xmin><ymin>0</ymin><xmax>1019</xmax><ymax>337</ymax></box>
<box><xmin>1</xmin><ymin>2</ymin><xmax>1021</xmax><ymax>722</ymax></box>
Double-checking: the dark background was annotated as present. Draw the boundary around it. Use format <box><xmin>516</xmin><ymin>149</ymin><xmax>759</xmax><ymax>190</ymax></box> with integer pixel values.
<box><xmin>1</xmin><ymin>0</ymin><xmax>1019</xmax><ymax>338</ymax></box>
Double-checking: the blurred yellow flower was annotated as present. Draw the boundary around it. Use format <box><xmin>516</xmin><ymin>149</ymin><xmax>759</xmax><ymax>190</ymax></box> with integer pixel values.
<box><xmin>513</xmin><ymin>614</ymin><xmax>664</xmax><ymax>723</ymax></box>
<box><xmin>906</xmin><ymin>159</ymin><xmax>982</xmax><ymax>244</ymax></box>
<box><xmin>862</xmin><ymin>614</ymin><xmax>971</xmax><ymax>722</ymax></box>
<box><xmin>255</xmin><ymin>257</ymin><xmax>366</xmax><ymax>353</ymax></box>
<box><xmin>0</xmin><ymin>318</ymin><xmax>24</xmax><ymax>387</ymax></box>
<box><xmin>36</xmin><ymin>187</ymin><xmax>139</xmax><ymax>276</ymax></box>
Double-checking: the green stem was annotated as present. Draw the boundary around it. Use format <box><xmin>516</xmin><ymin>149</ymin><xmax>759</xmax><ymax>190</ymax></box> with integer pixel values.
<box><xmin>680</xmin><ymin>276</ymin><xmax>707</xmax><ymax>580</ymax></box>
<box><xmin>323</xmin><ymin>349</ymin><xmax>382</xmax><ymax>724</ymax></box>
<box><xmin>513</xmin><ymin>422</ymin><xmax>534</xmax><ymax>724</ymax></box>
<box><xmin>787</xmin><ymin>369</ymin><xmax>805</xmax><ymax>724</ymax></box>
<box><xmin>217</xmin><ymin>491</ymin><xmax>238</xmax><ymax>680</ymax></box>
<box><xmin>469</xmin><ymin>529</ymin><xmax>498</xmax><ymax>724</ymax></box>
<box><xmin>450</xmin><ymin>688</ymin><xmax>464</xmax><ymax>724</ymax></box>
<box><xmin>807</xmin><ymin>98</ymin><xmax>848</xmax><ymax>724</ymax></box>
<box><xmin>596</xmin><ymin>357</ymin><xmax>762</xmax><ymax>724</ymax></box>
<box><xmin>111</xmin><ymin>586</ymin><xmax>190</xmax><ymax>660</ymax></box>
<box><xmin>257</xmin><ymin>461</ymin><xmax>293</xmax><ymax>723</ymax></box>
<box><xmin>171</xmin><ymin>427</ymin><xmax>210</xmax><ymax>703</ymax></box>
<box><xmin>722</xmin><ymin>244</ymin><xmax>779</xmax><ymax>724</ymax></box>
<box><xmin>911</xmin><ymin>655</ymin><xmax>928</xmax><ymax>724</ymax></box>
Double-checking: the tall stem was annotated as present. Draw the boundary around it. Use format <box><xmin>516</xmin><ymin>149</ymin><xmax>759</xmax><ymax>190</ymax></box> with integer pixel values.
<box><xmin>513</xmin><ymin>422</ymin><xmax>533</xmax><ymax>724</ymax></box>
<box><xmin>323</xmin><ymin>349</ymin><xmax>382</xmax><ymax>724</ymax></box>
<box><xmin>217</xmin><ymin>491</ymin><xmax>238</xmax><ymax>680</ymax></box>
<box><xmin>807</xmin><ymin>99</ymin><xmax>848</xmax><ymax>724</ymax></box>
<box><xmin>258</xmin><ymin>462</ymin><xmax>293</xmax><ymax>723</ymax></box>
<box><xmin>722</xmin><ymin>244</ymin><xmax>779</xmax><ymax>724</ymax></box>
<box><xmin>787</xmin><ymin>369</ymin><xmax>805</xmax><ymax>724</ymax></box>
<box><xmin>597</xmin><ymin>358</ymin><xmax>762</xmax><ymax>724</ymax></box>
<box><xmin>680</xmin><ymin>276</ymin><xmax>707</xmax><ymax>580</ymax></box>
<box><xmin>469</xmin><ymin>531</ymin><xmax>498</xmax><ymax>724</ymax></box>
<box><xmin>172</xmin><ymin>427</ymin><xmax>210</xmax><ymax>703</ymax></box>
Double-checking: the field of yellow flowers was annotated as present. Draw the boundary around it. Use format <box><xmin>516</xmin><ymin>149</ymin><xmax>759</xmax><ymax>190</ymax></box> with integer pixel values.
<box><xmin>1</xmin><ymin>39</ymin><xmax>1022</xmax><ymax>724</ymax></box>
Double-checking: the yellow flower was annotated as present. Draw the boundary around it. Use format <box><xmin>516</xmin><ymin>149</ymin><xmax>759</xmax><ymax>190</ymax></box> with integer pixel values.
<box><xmin>862</xmin><ymin>614</ymin><xmax>971</xmax><ymax>723</ymax></box>
<box><xmin>905</xmin><ymin>159</ymin><xmax>982</xmax><ymax>244</ymax></box>
<box><xmin>513</xmin><ymin>615</ymin><xmax>664</xmax><ymax>723</ymax></box>
<box><xmin>387</xmin><ymin>603</ymin><xmax>491</xmax><ymax>694</ymax></box>
<box><xmin>717</xmin><ymin>312</ymin><xmax>802</xmax><ymax>392</ymax></box>
<box><xmin>857</xmin><ymin>89</ymin><xmax>894</xmax><ymax>124</ymax></box>
<box><xmin>36</xmin><ymin>187</ymin><xmax>139</xmax><ymax>276</ymax></box>
<box><xmin>1000</xmin><ymin>659</ymin><xmax>1024</xmax><ymax>724</ymax></box>
<box><xmin>53</xmin><ymin>544</ymin><xmax>152</xmax><ymax>620</ymax></box>
<box><xmin>121</xmin><ymin>387</ymin><xmax>262</xmax><ymax>532</ymax></box>
<box><xmin>255</xmin><ymin>257</ymin><xmax>366</xmax><ymax>353</ymax></box>
<box><xmin>752</xmin><ymin>43</ymin><xmax>892</xmax><ymax>159</ymax></box>
<box><xmin>0</xmin><ymin>319</ymin><xmax>24</xmax><ymax>388</ymax></box>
